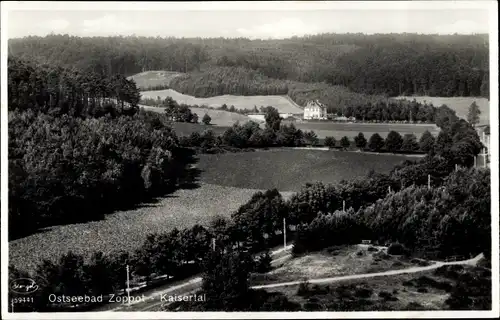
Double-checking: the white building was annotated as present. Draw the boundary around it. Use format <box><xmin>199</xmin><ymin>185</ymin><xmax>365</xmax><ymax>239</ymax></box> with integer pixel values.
<box><xmin>247</xmin><ymin>113</ymin><xmax>301</xmax><ymax>122</ymax></box>
<box><xmin>247</xmin><ymin>114</ymin><xmax>266</xmax><ymax>122</ymax></box>
<box><xmin>303</xmin><ymin>100</ymin><xmax>327</xmax><ymax>120</ymax></box>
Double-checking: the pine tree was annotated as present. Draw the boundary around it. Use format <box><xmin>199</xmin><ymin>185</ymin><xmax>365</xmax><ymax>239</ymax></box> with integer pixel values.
<box><xmin>385</xmin><ymin>131</ymin><xmax>403</xmax><ymax>152</ymax></box>
<box><xmin>340</xmin><ymin>136</ymin><xmax>351</xmax><ymax>150</ymax></box>
<box><xmin>368</xmin><ymin>133</ymin><xmax>385</xmax><ymax>152</ymax></box>
<box><xmin>354</xmin><ymin>132</ymin><xmax>367</xmax><ymax>149</ymax></box>
<box><xmin>419</xmin><ymin>131</ymin><xmax>436</xmax><ymax>153</ymax></box>
<box><xmin>467</xmin><ymin>101</ymin><xmax>481</xmax><ymax>127</ymax></box>
<box><xmin>202</xmin><ymin>113</ymin><xmax>212</xmax><ymax>125</ymax></box>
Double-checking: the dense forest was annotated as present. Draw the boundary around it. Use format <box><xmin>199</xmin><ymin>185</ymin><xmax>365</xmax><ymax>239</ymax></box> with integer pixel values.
<box><xmin>9</xmin><ymin>33</ymin><xmax>489</xmax><ymax>98</ymax></box>
<box><xmin>8</xmin><ymin>57</ymin><xmax>195</xmax><ymax>239</ymax></box>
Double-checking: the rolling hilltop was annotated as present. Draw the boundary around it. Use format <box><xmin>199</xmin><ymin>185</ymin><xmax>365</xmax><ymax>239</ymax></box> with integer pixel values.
<box><xmin>9</xmin><ymin>33</ymin><xmax>489</xmax><ymax>100</ymax></box>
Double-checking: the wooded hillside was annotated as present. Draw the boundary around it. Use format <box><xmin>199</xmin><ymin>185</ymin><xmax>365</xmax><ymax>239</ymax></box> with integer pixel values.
<box><xmin>9</xmin><ymin>33</ymin><xmax>489</xmax><ymax>98</ymax></box>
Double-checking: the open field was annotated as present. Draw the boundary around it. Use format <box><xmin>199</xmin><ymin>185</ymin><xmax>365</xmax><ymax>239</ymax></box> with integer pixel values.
<box><xmin>397</xmin><ymin>96</ymin><xmax>490</xmax><ymax>126</ymax></box>
<box><xmin>128</xmin><ymin>71</ymin><xmax>183</xmax><ymax>89</ymax></box>
<box><xmin>263</xmin><ymin>264</ymin><xmax>490</xmax><ymax>311</ymax></box>
<box><xmin>251</xmin><ymin>245</ymin><xmax>429</xmax><ymax>286</ymax></box>
<box><xmin>140</xmin><ymin>104</ymin><xmax>260</xmax><ymax>127</ymax></box>
<box><xmin>197</xmin><ymin>149</ymin><xmax>412</xmax><ymax>192</ymax></box>
<box><xmin>293</xmin><ymin>122</ymin><xmax>440</xmax><ymax>139</ymax></box>
<box><xmin>9</xmin><ymin>183</ymin><xmax>293</xmax><ymax>272</ymax></box>
<box><xmin>140</xmin><ymin>89</ymin><xmax>304</xmax><ymax>114</ymax></box>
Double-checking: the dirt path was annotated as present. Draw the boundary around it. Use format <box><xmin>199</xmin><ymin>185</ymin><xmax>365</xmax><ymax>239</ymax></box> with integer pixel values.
<box><xmin>103</xmin><ymin>252</ymin><xmax>483</xmax><ymax>312</ymax></box>
<box><xmin>251</xmin><ymin>253</ymin><xmax>484</xmax><ymax>289</ymax></box>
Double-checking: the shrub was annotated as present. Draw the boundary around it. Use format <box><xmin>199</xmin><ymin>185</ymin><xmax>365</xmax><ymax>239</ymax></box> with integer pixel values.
<box><xmin>354</xmin><ymin>132</ymin><xmax>367</xmax><ymax>149</ymax></box>
<box><xmin>255</xmin><ymin>251</ymin><xmax>272</xmax><ymax>273</ymax></box>
<box><xmin>324</xmin><ymin>136</ymin><xmax>336</xmax><ymax>148</ymax></box>
<box><xmin>404</xmin><ymin>302</ymin><xmax>426</xmax><ymax>310</ymax></box>
<box><xmin>387</xmin><ymin>243</ymin><xmax>406</xmax><ymax>255</ymax></box>
<box><xmin>340</xmin><ymin>136</ymin><xmax>351</xmax><ymax>149</ymax></box>
<box><xmin>392</xmin><ymin>261</ymin><xmax>403</xmax><ymax>267</ymax></box>
<box><xmin>297</xmin><ymin>280</ymin><xmax>311</xmax><ymax>296</ymax></box>
<box><xmin>310</xmin><ymin>284</ymin><xmax>330</xmax><ymax>295</ymax></box>
<box><xmin>303</xmin><ymin>301</ymin><xmax>323</xmax><ymax>311</ymax></box>
<box><xmin>368</xmin><ymin>133</ymin><xmax>385</xmax><ymax>151</ymax></box>
<box><xmin>355</xmin><ymin>287</ymin><xmax>373</xmax><ymax>298</ymax></box>
<box><xmin>378</xmin><ymin>290</ymin><xmax>398</xmax><ymax>301</ymax></box>
<box><xmin>202</xmin><ymin>113</ymin><xmax>212</xmax><ymax>125</ymax></box>
<box><xmin>385</xmin><ymin>131</ymin><xmax>403</xmax><ymax>152</ymax></box>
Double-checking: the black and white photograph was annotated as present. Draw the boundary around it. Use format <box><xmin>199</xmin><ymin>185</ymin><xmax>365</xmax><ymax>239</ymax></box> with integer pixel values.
<box><xmin>1</xmin><ymin>1</ymin><xmax>498</xmax><ymax>318</ymax></box>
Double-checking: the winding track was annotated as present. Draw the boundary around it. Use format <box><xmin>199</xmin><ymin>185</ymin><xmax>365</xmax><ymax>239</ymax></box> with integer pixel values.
<box><xmin>102</xmin><ymin>252</ymin><xmax>483</xmax><ymax>312</ymax></box>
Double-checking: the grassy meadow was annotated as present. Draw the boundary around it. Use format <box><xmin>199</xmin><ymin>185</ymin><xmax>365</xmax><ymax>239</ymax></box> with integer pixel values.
<box><xmin>197</xmin><ymin>149</ymin><xmax>412</xmax><ymax>192</ymax></box>
<box><xmin>128</xmin><ymin>70</ymin><xmax>183</xmax><ymax>89</ymax></box>
<box><xmin>140</xmin><ymin>88</ymin><xmax>304</xmax><ymax>114</ymax></box>
<box><xmin>9</xmin><ymin>183</ymin><xmax>293</xmax><ymax>272</ymax></box>
<box><xmin>140</xmin><ymin>104</ymin><xmax>259</xmax><ymax>127</ymax></box>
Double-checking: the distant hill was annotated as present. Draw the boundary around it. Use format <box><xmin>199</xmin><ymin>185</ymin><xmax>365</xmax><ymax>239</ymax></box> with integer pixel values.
<box><xmin>9</xmin><ymin>33</ymin><xmax>489</xmax><ymax>98</ymax></box>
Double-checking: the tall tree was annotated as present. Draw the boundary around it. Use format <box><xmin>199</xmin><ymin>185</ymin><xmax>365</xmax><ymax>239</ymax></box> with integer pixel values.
<box><xmin>368</xmin><ymin>133</ymin><xmax>385</xmax><ymax>152</ymax></box>
<box><xmin>263</xmin><ymin>106</ymin><xmax>281</xmax><ymax>132</ymax></box>
<box><xmin>419</xmin><ymin>131</ymin><xmax>436</xmax><ymax>153</ymax></box>
<box><xmin>340</xmin><ymin>136</ymin><xmax>351</xmax><ymax>150</ymax></box>
<box><xmin>201</xmin><ymin>249</ymin><xmax>254</xmax><ymax>311</ymax></box>
<box><xmin>354</xmin><ymin>132</ymin><xmax>367</xmax><ymax>149</ymax></box>
<box><xmin>324</xmin><ymin>136</ymin><xmax>336</xmax><ymax>148</ymax></box>
<box><xmin>202</xmin><ymin>113</ymin><xmax>212</xmax><ymax>125</ymax></box>
<box><xmin>467</xmin><ymin>101</ymin><xmax>481</xmax><ymax>127</ymax></box>
<box><xmin>401</xmin><ymin>134</ymin><xmax>420</xmax><ymax>152</ymax></box>
<box><xmin>385</xmin><ymin>131</ymin><xmax>403</xmax><ymax>152</ymax></box>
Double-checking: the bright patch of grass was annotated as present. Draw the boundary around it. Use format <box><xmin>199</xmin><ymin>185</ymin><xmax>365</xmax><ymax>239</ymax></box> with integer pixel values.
<box><xmin>128</xmin><ymin>71</ymin><xmax>183</xmax><ymax>90</ymax></box>
<box><xmin>9</xmin><ymin>184</ymin><xmax>281</xmax><ymax>272</ymax></box>
<box><xmin>140</xmin><ymin>89</ymin><xmax>303</xmax><ymax>114</ymax></box>
<box><xmin>197</xmin><ymin>149</ymin><xmax>412</xmax><ymax>192</ymax></box>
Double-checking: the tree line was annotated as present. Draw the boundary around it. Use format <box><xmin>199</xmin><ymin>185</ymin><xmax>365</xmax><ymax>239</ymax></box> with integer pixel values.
<box><xmin>327</xmin><ymin>39</ymin><xmax>489</xmax><ymax>97</ymax></box>
<box><xmin>9</xmin><ymin>35</ymin><xmax>210</xmax><ymax>76</ymax></box>
<box><xmin>292</xmin><ymin>168</ymin><xmax>490</xmax><ymax>259</ymax></box>
<box><xmin>8</xmin><ymin>58</ymin><xmax>196</xmax><ymax>239</ymax></box>
<box><xmin>8</xmin><ymin>57</ymin><xmax>141</xmax><ymax>116</ymax></box>
<box><xmin>9</xmin><ymin>33</ymin><xmax>489</xmax><ymax>98</ymax></box>
<box><xmin>150</xmin><ymin>99</ymin><xmax>480</xmax><ymax>164</ymax></box>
